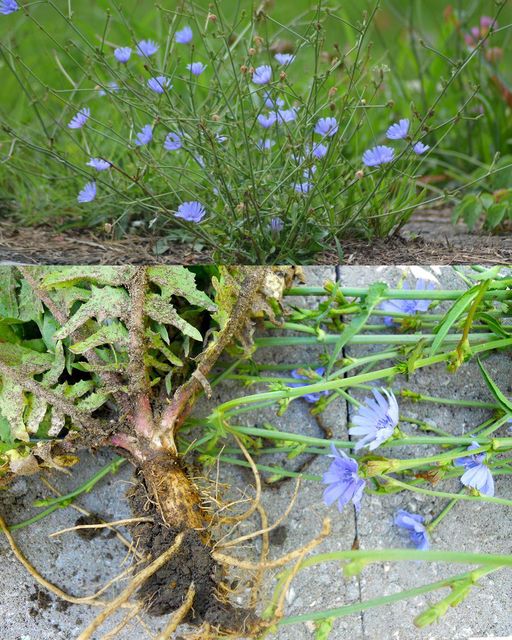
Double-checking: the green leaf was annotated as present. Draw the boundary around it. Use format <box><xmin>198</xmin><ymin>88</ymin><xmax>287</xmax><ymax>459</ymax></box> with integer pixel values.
<box><xmin>69</xmin><ymin>322</ymin><xmax>129</xmax><ymax>354</ymax></box>
<box><xmin>54</xmin><ymin>286</ymin><xmax>130</xmax><ymax>340</ymax></box>
<box><xmin>430</xmin><ymin>286</ymin><xmax>480</xmax><ymax>356</ymax></box>
<box><xmin>477</xmin><ymin>359</ymin><xmax>512</xmax><ymax>415</ymax></box>
<box><xmin>41</xmin><ymin>266</ymin><xmax>136</xmax><ymax>289</ymax></box>
<box><xmin>0</xmin><ymin>269</ymin><xmax>18</xmax><ymax>319</ymax></box>
<box><xmin>145</xmin><ymin>294</ymin><xmax>202</xmax><ymax>341</ymax></box>
<box><xmin>485</xmin><ymin>203</ymin><xmax>508</xmax><ymax>229</ymax></box>
<box><xmin>147</xmin><ymin>266</ymin><xmax>216</xmax><ymax>311</ymax></box>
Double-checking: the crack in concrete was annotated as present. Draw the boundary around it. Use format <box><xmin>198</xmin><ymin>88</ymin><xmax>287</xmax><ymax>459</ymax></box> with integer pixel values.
<box><xmin>336</xmin><ymin>265</ymin><xmax>368</xmax><ymax>640</ymax></box>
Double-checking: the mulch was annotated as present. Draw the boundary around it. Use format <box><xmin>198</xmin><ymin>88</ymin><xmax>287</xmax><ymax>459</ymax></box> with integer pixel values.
<box><xmin>1</xmin><ymin>210</ymin><xmax>511</xmax><ymax>265</ymax></box>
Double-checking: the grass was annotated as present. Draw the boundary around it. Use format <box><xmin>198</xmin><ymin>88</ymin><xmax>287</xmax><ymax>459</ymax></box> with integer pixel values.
<box><xmin>0</xmin><ymin>0</ymin><xmax>511</xmax><ymax>262</ymax></box>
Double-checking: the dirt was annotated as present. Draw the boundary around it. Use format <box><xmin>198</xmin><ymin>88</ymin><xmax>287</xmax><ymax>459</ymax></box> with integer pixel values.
<box><xmin>1</xmin><ymin>211</ymin><xmax>511</xmax><ymax>265</ymax></box>
<box><xmin>74</xmin><ymin>514</ymin><xmax>105</xmax><ymax>541</ymax></box>
<box><xmin>127</xmin><ymin>471</ymin><xmax>258</xmax><ymax>633</ymax></box>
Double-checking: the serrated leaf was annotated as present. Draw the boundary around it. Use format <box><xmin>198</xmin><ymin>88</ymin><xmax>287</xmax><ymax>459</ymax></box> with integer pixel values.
<box><xmin>0</xmin><ymin>269</ymin><xmax>18</xmax><ymax>319</ymax></box>
<box><xmin>18</xmin><ymin>278</ymin><xmax>43</xmax><ymax>321</ymax></box>
<box><xmin>41</xmin><ymin>266</ymin><xmax>137</xmax><ymax>289</ymax></box>
<box><xmin>0</xmin><ymin>378</ymin><xmax>28</xmax><ymax>441</ymax></box>
<box><xmin>146</xmin><ymin>329</ymin><xmax>184</xmax><ymax>367</ymax></box>
<box><xmin>145</xmin><ymin>294</ymin><xmax>202</xmax><ymax>341</ymax></box>
<box><xmin>70</xmin><ymin>322</ymin><xmax>129</xmax><ymax>354</ymax></box>
<box><xmin>76</xmin><ymin>391</ymin><xmax>110</xmax><ymax>412</ymax></box>
<box><xmin>54</xmin><ymin>286</ymin><xmax>130</xmax><ymax>340</ymax></box>
<box><xmin>147</xmin><ymin>266</ymin><xmax>216</xmax><ymax>311</ymax></box>
<box><xmin>0</xmin><ymin>342</ymin><xmax>53</xmax><ymax>373</ymax></box>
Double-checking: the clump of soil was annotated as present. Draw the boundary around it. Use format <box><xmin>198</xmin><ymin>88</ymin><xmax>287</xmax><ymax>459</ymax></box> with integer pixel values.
<box><xmin>127</xmin><ymin>471</ymin><xmax>258</xmax><ymax>633</ymax></box>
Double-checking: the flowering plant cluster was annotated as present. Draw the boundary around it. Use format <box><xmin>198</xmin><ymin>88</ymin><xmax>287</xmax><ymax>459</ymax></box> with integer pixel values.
<box><xmin>5</xmin><ymin>1</ymin><xmax>502</xmax><ymax>261</ymax></box>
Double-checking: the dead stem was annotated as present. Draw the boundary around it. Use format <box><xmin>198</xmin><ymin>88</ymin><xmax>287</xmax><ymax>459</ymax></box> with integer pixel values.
<box><xmin>218</xmin><ymin>435</ymin><xmax>262</xmax><ymax>525</ymax></box>
<box><xmin>40</xmin><ymin>476</ymin><xmax>142</xmax><ymax>559</ymax></box>
<box><xmin>155</xmin><ymin>582</ymin><xmax>196</xmax><ymax>640</ymax></box>
<box><xmin>250</xmin><ymin>504</ymin><xmax>270</xmax><ymax>609</ymax></box>
<box><xmin>49</xmin><ymin>517</ymin><xmax>153</xmax><ymax>538</ymax></box>
<box><xmin>212</xmin><ymin>517</ymin><xmax>331</xmax><ymax>571</ymax></box>
<box><xmin>77</xmin><ymin>532</ymin><xmax>185</xmax><ymax>640</ymax></box>
<box><xmin>0</xmin><ymin>514</ymin><xmax>136</xmax><ymax>607</ymax></box>
<box><xmin>218</xmin><ymin>478</ymin><xmax>301</xmax><ymax>549</ymax></box>
<box><xmin>101</xmin><ymin>601</ymin><xmax>145</xmax><ymax>640</ymax></box>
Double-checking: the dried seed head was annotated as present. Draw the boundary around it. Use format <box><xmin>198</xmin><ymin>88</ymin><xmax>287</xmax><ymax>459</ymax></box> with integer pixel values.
<box><xmin>240</xmin><ymin>65</ymin><xmax>248</xmax><ymax>74</ymax></box>
<box><xmin>248</xmin><ymin>47</ymin><xmax>256</xmax><ymax>56</ymax></box>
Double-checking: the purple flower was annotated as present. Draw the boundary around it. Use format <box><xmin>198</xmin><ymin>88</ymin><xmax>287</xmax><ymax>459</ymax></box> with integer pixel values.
<box><xmin>187</xmin><ymin>62</ymin><xmax>206</xmax><ymax>76</ymax></box>
<box><xmin>270</xmin><ymin>217</ymin><xmax>284</xmax><ymax>233</ymax></box>
<box><xmin>394</xmin><ymin>510</ymin><xmax>429</xmax><ymax>550</ymax></box>
<box><xmin>480</xmin><ymin>16</ymin><xmax>495</xmax><ymax>30</ymax></box>
<box><xmin>413</xmin><ymin>142</ymin><xmax>430</xmax><ymax>155</ymax></box>
<box><xmin>386</xmin><ymin>118</ymin><xmax>410</xmax><ymax>140</ymax></box>
<box><xmin>323</xmin><ymin>444</ymin><xmax>366</xmax><ymax>513</ymax></box>
<box><xmin>295</xmin><ymin>181</ymin><xmax>312</xmax><ymax>194</ymax></box>
<box><xmin>311</xmin><ymin>143</ymin><xmax>328</xmax><ymax>159</ymax></box>
<box><xmin>252</xmin><ymin>65</ymin><xmax>272</xmax><ymax>85</ymax></box>
<box><xmin>381</xmin><ymin>279</ymin><xmax>435</xmax><ymax>326</ymax></box>
<box><xmin>257</xmin><ymin>113</ymin><xmax>277</xmax><ymax>129</ymax></box>
<box><xmin>136</xmin><ymin>40</ymin><xmax>159</xmax><ymax>57</ymax></box>
<box><xmin>175</xmin><ymin>201</ymin><xmax>206</xmax><ymax>223</ymax></box>
<box><xmin>289</xmin><ymin>367</ymin><xmax>329</xmax><ymax>403</ymax></box>
<box><xmin>164</xmin><ymin>132</ymin><xmax>182</xmax><ymax>151</ymax></box>
<box><xmin>175</xmin><ymin>26</ymin><xmax>193</xmax><ymax>44</ymax></box>
<box><xmin>114</xmin><ymin>46</ymin><xmax>132</xmax><ymax>63</ymax></box>
<box><xmin>1</xmin><ymin>0</ymin><xmax>18</xmax><ymax>14</ymax></box>
<box><xmin>135</xmin><ymin>124</ymin><xmax>153</xmax><ymax>146</ymax></box>
<box><xmin>275</xmin><ymin>53</ymin><xmax>295</xmax><ymax>65</ymax></box>
<box><xmin>277</xmin><ymin>108</ymin><xmax>297</xmax><ymax>123</ymax></box>
<box><xmin>362</xmin><ymin>145</ymin><xmax>395</xmax><ymax>167</ymax></box>
<box><xmin>256</xmin><ymin>138</ymin><xmax>275</xmax><ymax>151</ymax></box>
<box><xmin>314</xmin><ymin>117</ymin><xmax>338</xmax><ymax>137</ymax></box>
<box><xmin>349</xmin><ymin>388</ymin><xmax>399</xmax><ymax>451</ymax></box>
<box><xmin>98</xmin><ymin>82</ymin><xmax>119</xmax><ymax>96</ymax></box>
<box><xmin>264</xmin><ymin>94</ymin><xmax>285</xmax><ymax>109</ymax></box>
<box><xmin>68</xmin><ymin>107</ymin><xmax>90</xmax><ymax>129</ymax></box>
<box><xmin>454</xmin><ymin>441</ymin><xmax>494</xmax><ymax>497</ymax></box>
<box><xmin>147</xmin><ymin>76</ymin><xmax>171</xmax><ymax>93</ymax></box>
<box><xmin>77</xmin><ymin>181</ymin><xmax>97</xmax><ymax>204</ymax></box>
<box><xmin>86</xmin><ymin>158</ymin><xmax>110</xmax><ymax>171</ymax></box>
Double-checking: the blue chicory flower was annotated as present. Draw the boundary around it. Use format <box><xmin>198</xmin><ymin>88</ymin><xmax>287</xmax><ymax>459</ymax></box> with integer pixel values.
<box><xmin>394</xmin><ymin>510</ymin><xmax>430</xmax><ymax>550</ymax></box>
<box><xmin>270</xmin><ymin>217</ymin><xmax>284</xmax><ymax>233</ymax></box>
<box><xmin>175</xmin><ymin>201</ymin><xmax>206</xmax><ymax>223</ymax></box>
<box><xmin>454</xmin><ymin>441</ymin><xmax>494</xmax><ymax>497</ymax></box>
<box><xmin>175</xmin><ymin>26</ymin><xmax>193</xmax><ymax>44</ymax></box>
<box><xmin>295</xmin><ymin>181</ymin><xmax>312</xmax><ymax>194</ymax></box>
<box><xmin>147</xmin><ymin>76</ymin><xmax>171</xmax><ymax>93</ymax></box>
<box><xmin>136</xmin><ymin>39</ymin><xmax>159</xmax><ymax>57</ymax></box>
<box><xmin>252</xmin><ymin>65</ymin><xmax>273</xmax><ymax>85</ymax></box>
<box><xmin>164</xmin><ymin>132</ymin><xmax>182</xmax><ymax>151</ymax></box>
<box><xmin>413</xmin><ymin>142</ymin><xmax>430</xmax><ymax>155</ymax></box>
<box><xmin>274</xmin><ymin>53</ymin><xmax>295</xmax><ymax>65</ymax></box>
<box><xmin>380</xmin><ymin>279</ymin><xmax>435</xmax><ymax>326</ymax></box>
<box><xmin>386</xmin><ymin>118</ymin><xmax>410</xmax><ymax>140</ymax></box>
<box><xmin>114</xmin><ymin>47</ymin><xmax>132</xmax><ymax>63</ymax></box>
<box><xmin>264</xmin><ymin>94</ymin><xmax>285</xmax><ymax>109</ymax></box>
<box><xmin>187</xmin><ymin>62</ymin><xmax>207</xmax><ymax>76</ymax></box>
<box><xmin>289</xmin><ymin>367</ymin><xmax>329</xmax><ymax>403</ymax></box>
<box><xmin>311</xmin><ymin>143</ymin><xmax>328</xmax><ymax>159</ymax></box>
<box><xmin>314</xmin><ymin>117</ymin><xmax>338</xmax><ymax>137</ymax></box>
<box><xmin>362</xmin><ymin>145</ymin><xmax>395</xmax><ymax>167</ymax></box>
<box><xmin>135</xmin><ymin>124</ymin><xmax>153</xmax><ymax>146</ymax></box>
<box><xmin>257</xmin><ymin>113</ymin><xmax>277</xmax><ymax>129</ymax></box>
<box><xmin>98</xmin><ymin>82</ymin><xmax>119</xmax><ymax>96</ymax></box>
<box><xmin>68</xmin><ymin>107</ymin><xmax>90</xmax><ymax>129</ymax></box>
<box><xmin>256</xmin><ymin>139</ymin><xmax>276</xmax><ymax>151</ymax></box>
<box><xmin>0</xmin><ymin>0</ymin><xmax>18</xmax><ymax>14</ymax></box>
<box><xmin>277</xmin><ymin>108</ymin><xmax>297</xmax><ymax>123</ymax></box>
<box><xmin>323</xmin><ymin>444</ymin><xmax>366</xmax><ymax>513</ymax></box>
<box><xmin>86</xmin><ymin>158</ymin><xmax>110</xmax><ymax>171</ymax></box>
<box><xmin>349</xmin><ymin>388</ymin><xmax>399</xmax><ymax>451</ymax></box>
<box><xmin>77</xmin><ymin>181</ymin><xmax>97</xmax><ymax>203</ymax></box>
